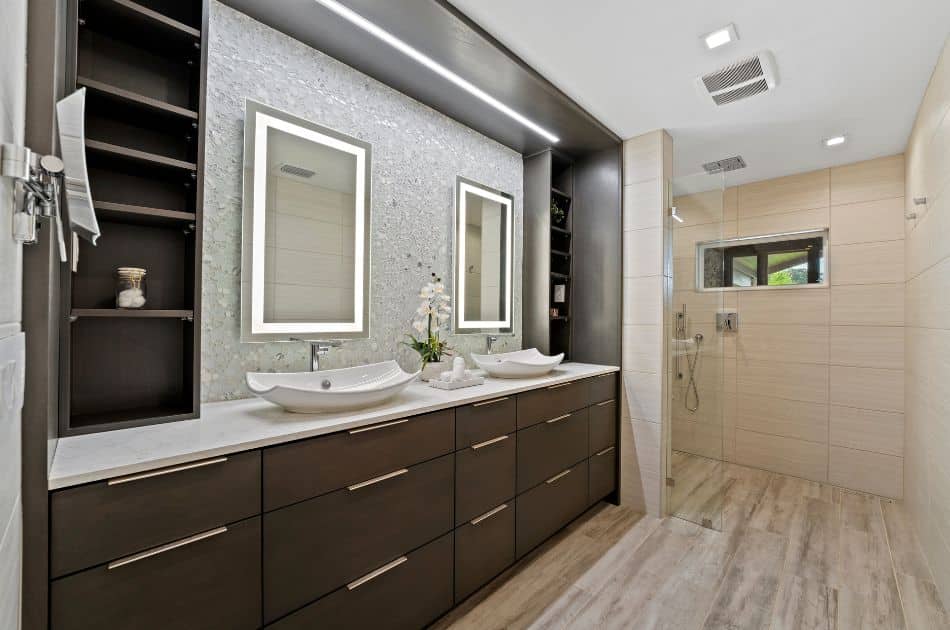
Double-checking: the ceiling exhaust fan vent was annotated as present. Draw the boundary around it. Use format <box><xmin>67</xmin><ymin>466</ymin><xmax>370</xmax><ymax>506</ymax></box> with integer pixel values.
<box><xmin>703</xmin><ymin>156</ymin><xmax>747</xmax><ymax>174</ymax></box>
<box><xmin>279</xmin><ymin>163</ymin><xmax>315</xmax><ymax>179</ymax></box>
<box><xmin>697</xmin><ymin>51</ymin><xmax>778</xmax><ymax>106</ymax></box>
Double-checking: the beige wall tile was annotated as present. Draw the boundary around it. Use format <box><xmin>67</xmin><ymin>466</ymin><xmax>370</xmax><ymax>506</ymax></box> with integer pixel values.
<box><xmin>738</xmin><ymin>359</ymin><xmax>829</xmax><ymax>404</ymax></box>
<box><xmin>723</xmin><ymin>187</ymin><xmax>738</xmax><ymax>221</ymax></box>
<box><xmin>632</xmin><ymin>418</ymin><xmax>663</xmax><ymax>515</ymax></box>
<box><xmin>830</xmin><ymin>326</ymin><xmax>904</xmax><ymax>370</ymax></box>
<box><xmin>830</xmin><ymin>365</ymin><xmax>904</xmax><ymax>413</ymax></box>
<box><xmin>829</xmin><ymin>446</ymin><xmax>903</xmax><ymax>499</ymax></box>
<box><xmin>737</xmin><ymin>169</ymin><xmax>829</xmax><ymax>218</ymax></box>
<box><xmin>673</xmin><ymin>220</ymin><xmax>738</xmax><ymax>258</ymax></box>
<box><xmin>830</xmin><ymin>405</ymin><xmax>904</xmax><ymax>457</ymax></box>
<box><xmin>622</xmin><ymin>370</ymin><xmax>662</xmax><ymax>423</ymax></box>
<box><xmin>830</xmin><ymin>283</ymin><xmax>904</xmax><ymax>325</ymax></box>
<box><xmin>623</xmin><ymin>228</ymin><xmax>663</xmax><ymax>277</ymax></box>
<box><xmin>672</xmin><ymin>189</ymin><xmax>726</xmax><ymax>226</ymax></box>
<box><xmin>736</xmin><ymin>393</ymin><xmax>829</xmax><ymax>443</ymax></box>
<box><xmin>830</xmin><ymin>197</ymin><xmax>905</xmax><ymax>245</ymax></box>
<box><xmin>830</xmin><ymin>240</ymin><xmax>904</xmax><ymax>285</ymax></box>
<box><xmin>738</xmin><ymin>207</ymin><xmax>830</xmax><ymax>237</ymax></box>
<box><xmin>623</xmin><ymin>276</ymin><xmax>663</xmax><ymax>325</ymax></box>
<box><xmin>830</xmin><ymin>154</ymin><xmax>905</xmax><ymax>205</ymax></box>
<box><xmin>624</xmin><ymin>179</ymin><xmax>663</xmax><ymax>231</ymax></box>
<box><xmin>738</xmin><ymin>288</ymin><xmax>830</xmax><ymax>326</ymax></box>
<box><xmin>623</xmin><ymin>132</ymin><xmax>663</xmax><ymax>184</ymax></box>
<box><xmin>736</xmin><ymin>323</ymin><xmax>829</xmax><ymax>365</ymax></box>
<box><xmin>672</xmin><ymin>289</ymin><xmax>737</xmax><ymax>324</ymax></box>
<box><xmin>623</xmin><ymin>324</ymin><xmax>662</xmax><ymax>373</ymax></box>
<box><xmin>673</xmin><ymin>258</ymin><xmax>695</xmax><ymax>291</ymax></box>
<box><xmin>735</xmin><ymin>429</ymin><xmax>828</xmax><ymax>482</ymax></box>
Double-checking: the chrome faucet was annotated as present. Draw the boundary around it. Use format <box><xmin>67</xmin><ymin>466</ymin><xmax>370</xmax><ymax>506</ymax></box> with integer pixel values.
<box><xmin>291</xmin><ymin>338</ymin><xmax>341</xmax><ymax>371</ymax></box>
<box><xmin>486</xmin><ymin>335</ymin><xmax>499</xmax><ymax>354</ymax></box>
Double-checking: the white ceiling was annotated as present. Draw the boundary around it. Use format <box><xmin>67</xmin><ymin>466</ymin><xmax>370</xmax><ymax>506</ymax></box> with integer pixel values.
<box><xmin>449</xmin><ymin>0</ymin><xmax>950</xmax><ymax>186</ymax></box>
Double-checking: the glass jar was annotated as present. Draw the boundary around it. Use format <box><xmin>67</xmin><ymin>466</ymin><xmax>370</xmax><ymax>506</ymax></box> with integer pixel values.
<box><xmin>116</xmin><ymin>267</ymin><xmax>147</xmax><ymax>309</ymax></box>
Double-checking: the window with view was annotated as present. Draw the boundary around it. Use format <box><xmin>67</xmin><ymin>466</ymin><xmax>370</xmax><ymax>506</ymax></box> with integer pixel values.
<box><xmin>696</xmin><ymin>230</ymin><xmax>827</xmax><ymax>291</ymax></box>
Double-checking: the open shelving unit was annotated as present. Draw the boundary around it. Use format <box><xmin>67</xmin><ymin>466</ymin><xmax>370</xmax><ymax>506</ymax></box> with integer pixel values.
<box><xmin>61</xmin><ymin>0</ymin><xmax>207</xmax><ymax>435</ymax></box>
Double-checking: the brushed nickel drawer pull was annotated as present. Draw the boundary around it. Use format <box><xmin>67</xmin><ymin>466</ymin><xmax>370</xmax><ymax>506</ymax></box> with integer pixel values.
<box><xmin>545</xmin><ymin>469</ymin><xmax>571</xmax><ymax>484</ymax></box>
<box><xmin>347</xmin><ymin>556</ymin><xmax>408</xmax><ymax>590</ymax></box>
<box><xmin>347</xmin><ymin>468</ymin><xmax>408</xmax><ymax>491</ymax></box>
<box><xmin>545</xmin><ymin>413</ymin><xmax>572</xmax><ymax>424</ymax></box>
<box><xmin>595</xmin><ymin>446</ymin><xmax>616</xmax><ymax>457</ymax></box>
<box><xmin>547</xmin><ymin>382</ymin><xmax>571</xmax><ymax>390</ymax></box>
<box><xmin>472</xmin><ymin>396</ymin><xmax>510</xmax><ymax>407</ymax></box>
<box><xmin>471</xmin><ymin>434</ymin><xmax>509</xmax><ymax>450</ymax></box>
<box><xmin>107</xmin><ymin>526</ymin><xmax>227</xmax><ymax>570</ymax></box>
<box><xmin>596</xmin><ymin>399</ymin><xmax>616</xmax><ymax>407</ymax></box>
<box><xmin>107</xmin><ymin>457</ymin><xmax>228</xmax><ymax>486</ymax></box>
<box><xmin>470</xmin><ymin>503</ymin><xmax>508</xmax><ymax>526</ymax></box>
<box><xmin>348</xmin><ymin>418</ymin><xmax>409</xmax><ymax>434</ymax></box>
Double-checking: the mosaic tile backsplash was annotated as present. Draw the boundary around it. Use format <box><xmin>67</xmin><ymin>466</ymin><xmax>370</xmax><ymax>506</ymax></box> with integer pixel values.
<box><xmin>202</xmin><ymin>2</ymin><xmax>524</xmax><ymax>401</ymax></box>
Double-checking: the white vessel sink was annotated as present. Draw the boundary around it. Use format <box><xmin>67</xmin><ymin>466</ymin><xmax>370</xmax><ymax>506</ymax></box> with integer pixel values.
<box><xmin>246</xmin><ymin>360</ymin><xmax>420</xmax><ymax>413</ymax></box>
<box><xmin>471</xmin><ymin>348</ymin><xmax>565</xmax><ymax>379</ymax></box>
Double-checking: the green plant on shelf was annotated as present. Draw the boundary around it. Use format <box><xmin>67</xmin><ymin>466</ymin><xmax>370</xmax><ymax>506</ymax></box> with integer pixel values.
<box><xmin>550</xmin><ymin>200</ymin><xmax>566</xmax><ymax>226</ymax></box>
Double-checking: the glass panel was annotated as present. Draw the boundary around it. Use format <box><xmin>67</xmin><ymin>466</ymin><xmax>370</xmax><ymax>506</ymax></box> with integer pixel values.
<box><xmin>668</xmin><ymin>171</ymin><xmax>725</xmax><ymax>531</ymax></box>
<box><xmin>697</xmin><ymin>231</ymin><xmax>827</xmax><ymax>290</ymax></box>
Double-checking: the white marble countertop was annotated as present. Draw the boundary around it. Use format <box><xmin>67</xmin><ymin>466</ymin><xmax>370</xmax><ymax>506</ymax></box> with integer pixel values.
<box><xmin>49</xmin><ymin>362</ymin><xmax>619</xmax><ymax>490</ymax></box>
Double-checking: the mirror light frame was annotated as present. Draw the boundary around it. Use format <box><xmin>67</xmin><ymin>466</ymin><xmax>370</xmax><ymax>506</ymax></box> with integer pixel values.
<box><xmin>453</xmin><ymin>176</ymin><xmax>514</xmax><ymax>334</ymax></box>
<box><xmin>241</xmin><ymin>99</ymin><xmax>372</xmax><ymax>341</ymax></box>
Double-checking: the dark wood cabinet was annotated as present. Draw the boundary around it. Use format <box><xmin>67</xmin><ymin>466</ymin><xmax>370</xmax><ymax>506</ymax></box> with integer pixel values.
<box><xmin>455</xmin><ymin>431</ymin><xmax>516</xmax><ymax>526</ymax></box>
<box><xmin>587</xmin><ymin>372</ymin><xmax>618</xmax><ymax>405</ymax></box>
<box><xmin>50</xmin><ymin>451</ymin><xmax>261</xmax><ymax>578</ymax></box>
<box><xmin>589</xmin><ymin>446</ymin><xmax>617</xmax><ymax>506</ymax></box>
<box><xmin>454</xmin><ymin>503</ymin><xmax>516</xmax><ymax>602</ymax></box>
<box><xmin>263</xmin><ymin>408</ymin><xmax>454</xmax><ymax>510</ymax></box>
<box><xmin>516</xmin><ymin>460</ymin><xmax>589</xmax><ymax>559</ymax></box>
<box><xmin>589</xmin><ymin>399</ymin><xmax>618</xmax><ymax>456</ymax></box>
<box><xmin>262</xmin><ymin>454</ymin><xmax>454</xmax><ymax>623</ymax></box>
<box><xmin>267</xmin><ymin>533</ymin><xmax>454</xmax><ymax>630</ymax></box>
<box><xmin>455</xmin><ymin>396</ymin><xmax>516</xmax><ymax>449</ymax></box>
<box><xmin>516</xmin><ymin>379</ymin><xmax>588</xmax><ymax>428</ymax></box>
<box><xmin>50</xmin><ymin>516</ymin><xmax>261</xmax><ymax>630</ymax></box>
<box><xmin>516</xmin><ymin>407</ymin><xmax>589</xmax><ymax>493</ymax></box>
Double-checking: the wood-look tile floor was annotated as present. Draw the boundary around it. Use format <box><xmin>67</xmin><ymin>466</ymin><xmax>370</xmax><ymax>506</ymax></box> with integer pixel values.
<box><xmin>433</xmin><ymin>455</ymin><xmax>949</xmax><ymax>630</ymax></box>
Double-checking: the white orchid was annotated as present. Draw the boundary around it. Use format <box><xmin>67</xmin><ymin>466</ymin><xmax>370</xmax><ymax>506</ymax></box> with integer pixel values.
<box><xmin>403</xmin><ymin>273</ymin><xmax>454</xmax><ymax>366</ymax></box>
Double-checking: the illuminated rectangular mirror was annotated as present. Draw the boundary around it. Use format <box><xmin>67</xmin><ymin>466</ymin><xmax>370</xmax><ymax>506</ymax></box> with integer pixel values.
<box><xmin>696</xmin><ymin>229</ymin><xmax>828</xmax><ymax>291</ymax></box>
<box><xmin>454</xmin><ymin>176</ymin><xmax>513</xmax><ymax>333</ymax></box>
<box><xmin>241</xmin><ymin>100</ymin><xmax>371</xmax><ymax>341</ymax></box>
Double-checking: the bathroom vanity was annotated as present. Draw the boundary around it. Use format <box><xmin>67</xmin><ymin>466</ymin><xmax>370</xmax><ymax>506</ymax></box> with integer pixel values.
<box><xmin>46</xmin><ymin>364</ymin><xmax>619</xmax><ymax>629</ymax></box>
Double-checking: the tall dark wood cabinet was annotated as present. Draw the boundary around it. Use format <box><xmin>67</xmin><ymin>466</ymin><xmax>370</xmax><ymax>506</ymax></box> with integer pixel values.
<box><xmin>61</xmin><ymin>0</ymin><xmax>207</xmax><ymax>435</ymax></box>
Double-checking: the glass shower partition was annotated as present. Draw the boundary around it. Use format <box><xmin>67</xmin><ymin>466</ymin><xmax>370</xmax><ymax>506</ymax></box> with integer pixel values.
<box><xmin>666</xmin><ymin>170</ymin><xmax>727</xmax><ymax>530</ymax></box>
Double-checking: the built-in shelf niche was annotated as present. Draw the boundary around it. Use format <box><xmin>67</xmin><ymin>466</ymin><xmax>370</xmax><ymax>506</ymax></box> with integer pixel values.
<box><xmin>63</xmin><ymin>0</ymin><xmax>206</xmax><ymax>435</ymax></box>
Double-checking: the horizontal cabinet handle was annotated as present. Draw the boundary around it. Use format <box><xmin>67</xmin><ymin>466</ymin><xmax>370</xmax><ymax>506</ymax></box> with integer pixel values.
<box><xmin>472</xmin><ymin>396</ymin><xmax>510</xmax><ymax>407</ymax></box>
<box><xmin>108</xmin><ymin>526</ymin><xmax>227</xmax><ymax>570</ymax></box>
<box><xmin>471</xmin><ymin>434</ymin><xmax>509</xmax><ymax>450</ymax></box>
<box><xmin>595</xmin><ymin>446</ymin><xmax>616</xmax><ymax>457</ymax></box>
<box><xmin>545</xmin><ymin>468</ymin><xmax>572</xmax><ymax>484</ymax></box>
<box><xmin>545</xmin><ymin>413</ymin><xmax>572</xmax><ymax>424</ymax></box>
<box><xmin>107</xmin><ymin>457</ymin><xmax>228</xmax><ymax>486</ymax></box>
<box><xmin>596</xmin><ymin>399</ymin><xmax>616</xmax><ymax>407</ymax></box>
<box><xmin>547</xmin><ymin>382</ymin><xmax>572</xmax><ymax>390</ymax></box>
<box><xmin>348</xmin><ymin>418</ymin><xmax>409</xmax><ymax>434</ymax></box>
<box><xmin>347</xmin><ymin>468</ymin><xmax>408</xmax><ymax>491</ymax></box>
<box><xmin>347</xmin><ymin>556</ymin><xmax>408</xmax><ymax>591</ymax></box>
<box><xmin>470</xmin><ymin>503</ymin><xmax>508</xmax><ymax>526</ymax></box>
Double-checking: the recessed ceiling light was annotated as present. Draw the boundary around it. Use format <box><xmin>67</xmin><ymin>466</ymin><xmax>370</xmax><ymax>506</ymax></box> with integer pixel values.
<box><xmin>703</xmin><ymin>24</ymin><xmax>738</xmax><ymax>50</ymax></box>
<box><xmin>823</xmin><ymin>135</ymin><xmax>847</xmax><ymax>147</ymax></box>
<box><xmin>313</xmin><ymin>0</ymin><xmax>560</xmax><ymax>144</ymax></box>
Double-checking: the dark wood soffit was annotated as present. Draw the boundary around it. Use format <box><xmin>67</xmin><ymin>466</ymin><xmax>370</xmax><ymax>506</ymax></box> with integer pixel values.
<box><xmin>217</xmin><ymin>0</ymin><xmax>620</xmax><ymax>158</ymax></box>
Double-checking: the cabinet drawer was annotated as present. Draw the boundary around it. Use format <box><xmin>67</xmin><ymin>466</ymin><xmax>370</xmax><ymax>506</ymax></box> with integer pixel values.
<box><xmin>587</xmin><ymin>372</ymin><xmax>618</xmax><ymax>405</ymax></box>
<box><xmin>263</xmin><ymin>408</ymin><xmax>454</xmax><ymax>510</ymax></box>
<box><xmin>455</xmin><ymin>432</ymin><xmax>516</xmax><ymax>526</ymax></box>
<box><xmin>589</xmin><ymin>446</ymin><xmax>617</xmax><ymax>505</ymax></box>
<box><xmin>517</xmin><ymin>407</ymin><xmax>589</xmax><ymax>493</ymax></box>
<box><xmin>516</xmin><ymin>378</ymin><xmax>588</xmax><ymax>429</ymax></box>
<box><xmin>50</xmin><ymin>451</ymin><xmax>261</xmax><ymax>578</ymax></box>
<box><xmin>263</xmin><ymin>454</ymin><xmax>454</xmax><ymax>623</ymax></box>
<box><xmin>516</xmin><ymin>460</ymin><xmax>588</xmax><ymax>558</ymax></box>
<box><xmin>455</xmin><ymin>502</ymin><xmax>515</xmax><ymax>602</ymax></box>
<box><xmin>268</xmin><ymin>532</ymin><xmax>453</xmax><ymax>630</ymax></box>
<box><xmin>51</xmin><ymin>516</ymin><xmax>261</xmax><ymax>630</ymax></box>
<box><xmin>455</xmin><ymin>396</ymin><xmax>516</xmax><ymax>449</ymax></box>
<box><xmin>589</xmin><ymin>399</ymin><xmax>617</xmax><ymax>456</ymax></box>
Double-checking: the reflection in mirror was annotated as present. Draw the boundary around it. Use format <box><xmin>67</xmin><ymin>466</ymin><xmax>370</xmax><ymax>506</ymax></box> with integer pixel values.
<box><xmin>454</xmin><ymin>177</ymin><xmax>513</xmax><ymax>333</ymax></box>
<box><xmin>241</xmin><ymin>100</ymin><xmax>371</xmax><ymax>341</ymax></box>
<box><xmin>696</xmin><ymin>229</ymin><xmax>828</xmax><ymax>290</ymax></box>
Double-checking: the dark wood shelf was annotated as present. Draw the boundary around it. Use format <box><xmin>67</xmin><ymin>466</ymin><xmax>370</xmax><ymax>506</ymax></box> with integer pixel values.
<box><xmin>551</xmin><ymin>187</ymin><xmax>572</xmax><ymax>200</ymax></box>
<box><xmin>81</xmin><ymin>0</ymin><xmax>201</xmax><ymax>56</ymax></box>
<box><xmin>70</xmin><ymin>405</ymin><xmax>194</xmax><ymax>432</ymax></box>
<box><xmin>550</xmin><ymin>315</ymin><xmax>570</xmax><ymax>322</ymax></box>
<box><xmin>71</xmin><ymin>309</ymin><xmax>194</xmax><ymax>319</ymax></box>
<box><xmin>77</xmin><ymin>75</ymin><xmax>198</xmax><ymax>120</ymax></box>
<box><xmin>86</xmin><ymin>139</ymin><xmax>197</xmax><ymax>172</ymax></box>
<box><xmin>550</xmin><ymin>225</ymin><xmax>571</xmax><ymax>235</ymax></box>
<box><xmin>94</xmin><ymin>201</ymin><xmax>196</xmax><ymax>227</ymax></box>
<box><xmin>551</xmin><ymin>249</ymin><xmax>571</xmax><ymax>257</ymax></box>
<box><xmin>550</xmin><ymin>272</ymin><xmax>571</xmax><ymax>281</ymax></box>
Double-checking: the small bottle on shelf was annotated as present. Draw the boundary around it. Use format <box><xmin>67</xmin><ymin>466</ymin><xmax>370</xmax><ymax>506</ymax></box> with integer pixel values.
<box><xmin>116</xmin><ymin>267</ymin><xmax>147</xmax><ymax>309</ymax></box>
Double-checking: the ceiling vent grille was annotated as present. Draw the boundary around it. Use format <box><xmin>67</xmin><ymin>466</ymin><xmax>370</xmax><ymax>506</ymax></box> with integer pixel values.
<box><xmin>697</xmin><ymin>51</ymin><xmax>778</xmax><ymax>106</ymax></box>
<box><xmin>703</xmin><ymin>156</ymin><xmax>747</xmax><ymax>174</ymax></box>
<box><xmin>279</xmin><ymin>163</ymin><xmax>315</xmax><ymax>179</ymax></box>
